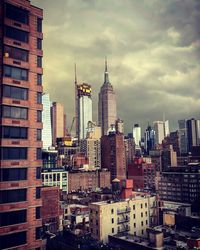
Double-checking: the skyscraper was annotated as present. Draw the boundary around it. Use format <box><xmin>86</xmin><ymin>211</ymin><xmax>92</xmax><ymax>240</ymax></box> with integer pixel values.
<box><xmin>42</xmin><ymin>93</ymin><xmax>52</xmax><ymax>150</ymax></box>
<box><xmin>178</xmin><ymin>119</ymin><xmax>188</xmax><ymax>155</ymax></box>
<box><xmin>144</xmin><ymin>124</ymin><xmax>155</xmax><ymax>154</ymax></box>
<box><xmin>98</xmin><ymin>59</ymin><xmax>117</xmax><ymax>136</ymax></box>
<box><xmin>133</xmin><ymin>123</ymin><xmax>141</xmax><ymax>148</ymax></box>
<box><xmin>187</xmin><ymin>118</ymin><xmax>200</xmax><ymax>152</ymax></box>
<box><xmin>0</xmin><ymin>0</ymin><xmax>43</xmax><ymax>248</ymax></box>
<box><xmin>153</xmin><ymin>120</ymin><xmax>170</xmax><ymax>145</ymax></box>
<box><xmin>76</xmin><ymin>83</ymin><xmax>92</xmax><ymax>139</ymax></box>
<box><xmin>51</xmin><ymin>102</ymin><xmax>65</xmax><ymax>146</ymax></box>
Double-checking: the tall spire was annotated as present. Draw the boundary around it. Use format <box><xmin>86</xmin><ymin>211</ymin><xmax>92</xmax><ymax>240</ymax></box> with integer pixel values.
<box><xmin>104</xmin><ymin>56</ymin><xmax>110</xmax><ymax>84</ymax></box>
<box><xmin>74</xmin><ymin>63</ymin><xmax>77</xmax><ymax>85</ymax></box>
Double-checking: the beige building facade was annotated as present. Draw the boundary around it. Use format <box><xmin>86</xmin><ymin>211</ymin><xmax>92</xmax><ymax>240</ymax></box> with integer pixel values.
<box><xmin>89</xmin><ymin>194</ymin><xmax>157</xmax><ymax>243</ymax></box>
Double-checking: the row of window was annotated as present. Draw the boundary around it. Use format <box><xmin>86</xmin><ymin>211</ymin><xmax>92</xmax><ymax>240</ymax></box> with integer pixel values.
<box><xmin>2</xmin><ymin>105</ymin><xmax>42</xmax><ymax>121</ymax></box>
<box><xmin>4</xmin><ymin>65</ymin><xmax>42</xmax><ymax>83</ymax></box>
<box><xmin>3</xmin><ymin>85</ymin><xmax>42</xmax><ymax>103</ymax></box>
<box><xmin>4</xmin><ymin>45</ymin><xmax>42</xmax><ymax>68</ymax></box>
<box><xmin>1</xmin><ymin>147</ymin><xmax>42</xmax><ymax>160</ymax></box>
<box><xmin>0</xmin><ymin>187</ymin><xmax>41</xmax><ymax>204</ymax></box>
<box><xmin>0</xmin><ymin>167</ymin><xmax>41</xmax><ymax>182</ymax></box>
<box><xmin>0</xmin><ymin>227</ymin><xmax>42</xmax><ymax>249</ymax></box>
<box><xmin>0</xmin><ymin>207</ymin><xmax>41</xmax><ymax>227</ymax></box>
<box><xmin>1</xmin><ymin>126</ymin><xmax>41</xmax><ymax>140</ymax></box>
<box><xmin>5</xmin><ymin>3</ymin><xmax>42</xmax><ymax>32</ymax></box>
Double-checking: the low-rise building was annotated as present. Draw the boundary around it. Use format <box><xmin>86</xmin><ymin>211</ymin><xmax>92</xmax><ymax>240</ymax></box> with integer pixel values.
<box><xmin>68</xmin><ymin>169</ymin><xmax>110</xmax><ymax>193</ymax></box>
<box><xmin>41</xmin><ymin>168</ymin><xmax>68</xmax><ymax>192</ymax></box>
<box><xmin>89</xmin><ymin>193</ymin><xmax>158</xmax><ymax>243</ymax></box>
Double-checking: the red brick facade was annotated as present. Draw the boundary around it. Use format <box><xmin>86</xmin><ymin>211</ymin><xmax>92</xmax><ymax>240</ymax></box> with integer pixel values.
<box><xmin>0</xmin><ymin>1</ymin><xmax>43</xmax><ymax>249</ymax></box>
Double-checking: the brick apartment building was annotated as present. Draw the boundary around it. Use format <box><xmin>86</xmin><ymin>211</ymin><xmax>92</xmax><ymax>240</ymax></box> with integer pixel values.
<box><xmin>41</xmin><ymin>186</ymin><xmax>61</xmax><ymax>234</ymax></box>
<box><xmin>0</xmin><ymin>0</ymin><xmax>43</xmax><ymax>249</ymax></box>
<box><xmin>68</xmin><ymin>169</ymin><xmax>110</xmax><ymax>193</ymax></box>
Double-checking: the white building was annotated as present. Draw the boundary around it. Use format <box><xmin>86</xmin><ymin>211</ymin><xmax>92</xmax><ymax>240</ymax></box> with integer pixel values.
<box><xmin>133</xmin><ymin>124</ymin><xmax>141</xmax><ymax>148</ymax></box>
<box><xmin>77</xmin><ymin>83</ymin><xmax>92</xmax><ymax>140</ymax></box>
<box><xmin>153</xmin><ymin>120</ymin><xmax>170</xmax><ymax>145</ymax></box>
<box><xmin>42</xmin><ymin>93</ymin><xmax>52</xmax><ymax>150</ymax></box>
<box><xmin>41</xmin><ymin>168</ymin><xmax>68</xmax><ymax>192</ymax></box>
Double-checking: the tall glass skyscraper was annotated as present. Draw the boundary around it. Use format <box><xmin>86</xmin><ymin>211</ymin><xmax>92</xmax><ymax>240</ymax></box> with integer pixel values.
<box><xmin>42</xmin><ymin>93</ymin><xmax>52</xmax><ymax>149</ymax></box>
<box><xmin>77</xmin><ymin>83</ymin><xmax>92</xmax><ymax>139</ymax></box>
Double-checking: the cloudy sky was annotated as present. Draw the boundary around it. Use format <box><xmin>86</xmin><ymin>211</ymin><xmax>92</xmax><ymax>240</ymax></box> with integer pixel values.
<box><xmin>32</xmin><ymin>0</ymin><xmax>200</xmax><ymax>134</ymax></box>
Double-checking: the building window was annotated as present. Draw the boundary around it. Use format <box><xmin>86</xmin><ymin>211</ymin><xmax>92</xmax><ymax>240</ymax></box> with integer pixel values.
<box><xmin>3</xmin><ymin>85</ymin><xmax>28</xmax><ymax>100</ymax></box>
<box><xmin>141</xmin><ymin>221</ymin><xmax>144</xmax><ymax>226</ymax></box>
<box><xmin>36</xmin><ymin>187</ymin><xmax>41</xmax><ymax>199</ymax></box>
<box><xmin>2</xmin><ymin>105</ymin><xmax>28</xmax><ymax>120</ymax></box>
<box><xmin>37</xmin><ymin>129</ymin><xmax>42</xmax><ymax>140</ymax></box>
<box><xmin>0</xmin><ymin>209</ymin><xmax>26</xmax><ymax>226</ymax></box>
<box><xmin>142</xmin><ymin>229</ymin><xmax>144</xmax><ymax>234</ymax></box>
<box><xmin>5</xmin><ymin>26</ymin><xmax>29</xmax><ymax>43</ymax></box>
<box><xmin>37</xmin><ymin>38</ymin><xmax>42</xmax><ymax>50</ymax></box>
<box><xmin>134</xmin><ymin>223</ymin><xmax>136</xmax><ymax>228</ymax></box>
<box><xmin>4</xmin><ymin>45</ymin><xmax>28</xmax><ymax>62</ymax></box>
<box><xmin>96</xmin><ymin>229</ymin><xmax>98</xmax><ymax>235</ymax></box>
<box><xmin>37</xmin><ymin>17</ymin><xmax>42</xmax><ymax>32</ymax></box>
<box><xmin>111</xmin><ymin>208</ymin><xmax>114</xmax><ymax>214</ymax></box>
<box><xmin>37</xmin><ymin>110</ymin><xmax>42</xmax><ymax>122</ymax></box>
<box><xmin>145</xmin><ymin>203</ymin><xmax>147</xmax><ymax>208</ymax></box>
<box><xmin>35</xmin><ymin>227</ymin><xmax>42</xmax><ymax>239</ymax></box>
<box><xmin>0</xmin><ymin>189</ymin><xmax>27</xmax><ymax>204</ymax></box>
<box><xmin>133</xmin><ymin>214</ymin><xmax>135</xmax><ymax>219</ymax></box>
<box><xmin>141</xmin><ymin>212</ymin><xmax>143</xmax><ymax>217</ymax></box>
<box><xmin>4</xmin><ymin>65</ymin><xmax>28</xmax><ymax>80</ymax></box>
<box><xmin>36</xmin><ymin>148</ymin><xmax>42</xmax><ymax>160</ymax></box>
<box><xmin>37</xmin><ymin>92</ymin><xmax>42</xmax><ymax>104</ymax></box>
<box><xmin>145</xmin><ymin>211</ymin><xmax>148</xmax><ymax>216</ymax></box>
<box><xmin>37</xmin><ymin>74</ymin><xmax>42</xmax><ymax>85</ymax></box>
<box><xmin>37</xmin><ymin>56</ymin><xmax>42</xmax><ymax>67</ymax></box>
<box><xmin>141</xmin><ymin>204</ymin><xmax>143</xmax><ymax>209</ymax></box>
<box><xmin>133</xmin><ymin>205</ymin><xmax>135</xmax><ymax>210</ymax></box>
<box><xmin>36</xmin><ymin>207</ymin><xmax>41</xmax><ymax>219</ymax></box>
<box><xmin>1</xmin><ymin>147</ymin><xmax>27</xmax><ymax>160</ymax></box>
<box><xmin>111</xmin><ymin>218</ymin><xmax>114</xmax><ymax>224</ymax></box>
<box><xmin>6</xmin><ymin>3</ymin><xmax>29</xmax><ymax>24</ymax></box>
<box><xmin>1</xmin><ymin>126</ymin><xmax>28</xmax><ymax>139</ymax></box>
<box><xmin>112</xmin><ymin>228</ymin><xmax>114</xmax><ymax>233</ymax></box>
<box><xmin>0</xmin><ymin>168</ymin><xmax>27</xmax><ymax>181</ymax></box>
<box><xmin>36</xmin><ymin>167</ymin><xmax>41</xmax><ymax>179</ymax></box>
<box><xmin>0</xmin><ymin>231</ymin><xmax>26</xmax><ymax>249</ymax></box>
<box><xmin>146</xmin><ymin>220</ymin><xmax>148</xmax><ymax>225</ymax></box>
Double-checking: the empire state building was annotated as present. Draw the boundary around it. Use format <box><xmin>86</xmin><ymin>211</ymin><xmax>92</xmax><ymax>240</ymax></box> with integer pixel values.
<box><xmin>98</xmin><ymin>59</ymin><xmax>117</xmax><ymax>136</ymax></box>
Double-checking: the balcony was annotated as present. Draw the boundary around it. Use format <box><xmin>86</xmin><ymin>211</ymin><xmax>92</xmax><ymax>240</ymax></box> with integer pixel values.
<box><xmin>118</xmin><ymin>225</ymin><xmax>130</xmax><ymax>233</ymax></box>
<box><xmin>117</xmin><ymin>207</ymin><xmax>131</xmax><ymax>214</ymax></box>
<box><xmin>117</xmin><ymin>217</ymin><xmax>130</xmax><ymax>224</ymax></box>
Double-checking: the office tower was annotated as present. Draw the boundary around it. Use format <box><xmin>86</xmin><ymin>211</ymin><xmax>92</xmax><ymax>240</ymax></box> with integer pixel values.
<box><xmin>76</xmin><ymin>83</ymin><xmax>92</xmax><ymax>140</ymax></box>
<box><xmin>0</xmin><ymin>1</ymin><xmax>43</xmax><ymax>249</ymax></box>
<box><xmin>153</xmin><ymin>120</ymin><xmax>170</xmax><ymax>145</ymax></box>
<box><xmin>162</xmin><ymin>131</ymin><xmax>180</xmax><ymax>156</ymax></box>
<box><xmin>133</xmin><ymin>124</ymin><xmax>141</xmax><ymax>148</ymax></box>
<box><xmin>161</xmin><ymin>145</ymin><xmax>177</xmax><ymax>171</ymax></box>
<box><xmin>80</xmin><ymin>121</ymin><xmax>101</xmax><ymax>168</ymax></box>
<box><xmin>42</xmin><ymin>93</ymin><xmax>52</xmax><ymax>150</ymax></box>
<box><xmin>115</xmin><ymin>118</ymin><xmax>124</xmax><ymax>134</ymax></box>
<box><xmin>124</xmin><ymin>136</ymin><xmax>135</xmax><ymax>165</ymax></box>
<box><xmin>144</xmin><ymin>124</ymin><xmax>155</xmax><ymax>154</ymax></box>
<box><xmin>101</xmin><ymin>132</ymin><xmax>126</xmax><ymax>181</ymax></box>
<box><xmin>98</xmin><ymin>59</ymin><xmax>117</xmax><ymax>136</ymax></box>
<box><xmin>187</xmin><ymin>118</ymin><xmax>200</xmax><ymax>152</ymax></box>
<box><xmin>178</xmin><ymin>119</ymin><xmax>188</xmax><ymax>155</ymax></box>
<box><xmin>51</xmin><ymin>102</ymin><xmax>64</xmax><ymax>146</ymax></box>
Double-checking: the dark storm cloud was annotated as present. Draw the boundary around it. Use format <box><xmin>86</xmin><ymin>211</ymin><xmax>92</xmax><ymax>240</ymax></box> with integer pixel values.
<box><xmin>32</xmin><ymin>0</ymin><xmax>200</xmax><ymax>133</ymax></box>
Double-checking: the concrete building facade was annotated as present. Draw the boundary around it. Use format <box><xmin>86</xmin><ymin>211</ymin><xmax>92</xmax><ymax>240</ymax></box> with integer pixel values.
<box><xmin>42</xmin><ymin>93</ymin><xmax>52</xmax><ymax>150</ymax></box>
<box><xmin>0</xmin><ymin>0</ymin><xmax>43</xmax><ymax>248</ymax></box>
<box><xmin>89</xmin><ymin>194</ymin><xmax>158</xmax><ymax>243</ymax></box>
<box><xmin>51</xmin><ymin>102</ymin><xmax>64</xmax><ymax>146</ymax></box>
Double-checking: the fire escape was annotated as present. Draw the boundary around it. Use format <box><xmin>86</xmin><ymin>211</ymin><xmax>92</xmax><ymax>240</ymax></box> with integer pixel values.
<box><xmin>117</xmin><ymin>206</ymin><xmax>131</xmax><ymax>233</ymax></box>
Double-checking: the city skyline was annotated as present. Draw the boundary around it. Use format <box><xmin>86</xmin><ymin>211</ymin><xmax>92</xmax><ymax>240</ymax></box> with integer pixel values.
<box><xmin>32</xmin><ymin>0</ymin><xmax>200</xmax><ymax>133</ymax></box>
